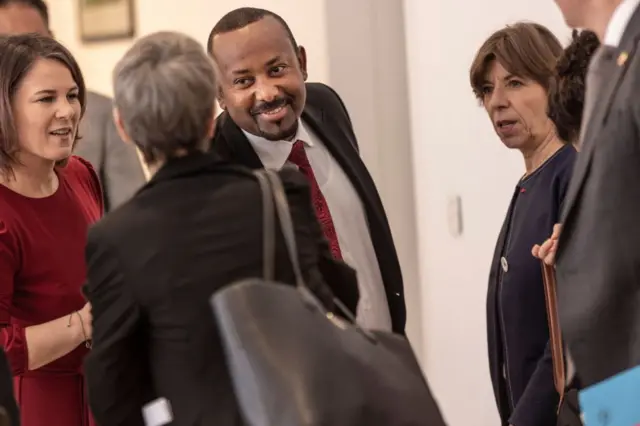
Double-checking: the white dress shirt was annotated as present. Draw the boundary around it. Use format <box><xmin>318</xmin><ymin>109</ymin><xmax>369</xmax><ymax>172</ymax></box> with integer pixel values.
<box><xmin>243</xmin><ymin>121</ymin><xmax>392</xmax><ymax>331</ymax></box>
<box><xmin>603</xmin><ymin>0</ymin><xmax>640</xmax><ymax>46</ymax></box>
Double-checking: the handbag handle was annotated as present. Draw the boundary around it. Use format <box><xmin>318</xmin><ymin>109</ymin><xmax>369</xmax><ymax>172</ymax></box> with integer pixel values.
<box><xmin>541</xmin><ymin>262</ymin><xmax>566</xmax><ymax>411</ymax></box>
<box><xmin>254</xmin><ymin>169</ymin><xmax>372</xmax><ymax>338</ymax></box>
<box><xmin>255</xmin><ymin>170</ymin><xmax>305</xmax><ymax>288</ymax></box>
<box><xmin>258</xmin><ymin>169</ymin><xmax>276</xmax><ymax>282</ymax></box>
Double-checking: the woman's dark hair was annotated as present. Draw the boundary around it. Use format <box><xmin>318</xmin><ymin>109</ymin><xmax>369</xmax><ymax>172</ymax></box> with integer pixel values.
<box><xmin>470</xmin><ymin>22</ymin><xmax>563</xmax><ymax>100</ymax></box>
<box><xmin>0</xmin><ymin>33</ymin><xmax>86</xmax><ymax>177</ymax></box>
<box><xmin>548</xmin><ymin>30</ymin><xmax>600</xmax><ymax>143</ymax></box>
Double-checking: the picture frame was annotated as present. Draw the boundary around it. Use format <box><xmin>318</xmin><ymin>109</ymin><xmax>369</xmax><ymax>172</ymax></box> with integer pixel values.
<box><xmin>78</xmin><ymin>0</ymin><xmax>136</xmax><ymax>43</ymax></box>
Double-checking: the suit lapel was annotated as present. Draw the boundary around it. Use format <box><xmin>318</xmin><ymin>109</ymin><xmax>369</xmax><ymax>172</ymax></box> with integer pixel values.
<box><xmin>561</xmin><ymin>39</ymin><xmax>638</xmax><ymax>222</ymax></box>
<box><xmin>215</xmin><ymin>98</ymin><xmax>370</xmax><ymax>207</ymax></box>
<box><xmin>301</xmin><ymin>102</ymin><xmax>370</xmax><ymax>206</ymax></box>
<box><xmin>216</xmin><ymin>113</ymin><xmax>264</xmax><ymax>169</ymax></box>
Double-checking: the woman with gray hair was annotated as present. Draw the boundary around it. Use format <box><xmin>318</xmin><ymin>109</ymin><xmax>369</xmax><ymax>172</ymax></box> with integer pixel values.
<box><xmin>82</xmin><ymin>31</ymin><xmax>358</xmax><ymax>426</ymax></box>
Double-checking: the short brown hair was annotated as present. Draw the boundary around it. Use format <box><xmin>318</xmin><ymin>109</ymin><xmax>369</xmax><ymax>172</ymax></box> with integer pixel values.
<box><xmin>469</xmin><ymin>22</ymin><xmax>563</xmax><ymax>100</ymax></box>
<box><xmin>0</xmin><ymin>33</ymin><xmax>86</xmax><ymax>177</ymax></box>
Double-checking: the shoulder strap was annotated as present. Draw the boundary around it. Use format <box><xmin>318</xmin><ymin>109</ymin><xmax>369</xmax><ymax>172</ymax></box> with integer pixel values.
<box><xmin>253</xmin><ymin>169</ymin><xmax>371</xmax><ymax>338</ymax></box>
<box><xmin>541</xmin><ymin>262</ymin><xmax>566</xmax><ymax>408</ymax></box>
<box><xmin>254</xmin><ymin>170</ymin><xmax>276</xmax><ymax>281</ymax></box>
<box><xmin>254</xmin><ymin>169</ymin><xmax>305</xmax><ymax>287</ymax></box>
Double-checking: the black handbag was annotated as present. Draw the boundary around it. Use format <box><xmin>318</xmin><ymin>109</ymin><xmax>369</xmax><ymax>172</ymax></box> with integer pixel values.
<box><xmin>211</xmin><ymin>169</ymin><xmax>446</xmax><ymax>426</ymax></box>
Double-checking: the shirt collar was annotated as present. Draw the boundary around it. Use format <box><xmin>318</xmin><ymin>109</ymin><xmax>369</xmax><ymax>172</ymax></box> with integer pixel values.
<box><xmin>242</xmin><ymin>120</ymin><xmax>314</xmax><ymax>169</ymax></box>
<box><xmin>603</xmin><ymin>0</ymin><xmax>640</xmax><ymax>46</ymax></box>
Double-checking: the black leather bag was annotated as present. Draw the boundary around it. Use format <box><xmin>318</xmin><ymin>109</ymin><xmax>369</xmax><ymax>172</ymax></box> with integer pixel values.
<box><xmin>211</xmin><ymin>169</ymin><xmax>446</xmax><ymax>426</ymax></box>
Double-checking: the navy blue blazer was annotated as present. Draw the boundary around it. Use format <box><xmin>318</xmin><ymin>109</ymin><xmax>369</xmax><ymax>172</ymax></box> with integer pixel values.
<box><xmin>487</xmin><ymin>144</ymin><xmax>576</xmax><ymax>426</ymax></box>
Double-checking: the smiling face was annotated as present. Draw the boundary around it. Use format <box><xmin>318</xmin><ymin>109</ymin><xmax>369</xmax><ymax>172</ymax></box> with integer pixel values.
<box><xmin>211</xmin><ymin>15</ymin><xmax>307</xmax><ymax>141</ymax></box>
<box><xmin>12</xmin><ymin>58</ymin><xmax>81</xmax><ymax>165</ymax></box>
<box><xmin>481</xmin><ymin>60</ymin><xmax>555</xmax><ymax>151</ymax></box>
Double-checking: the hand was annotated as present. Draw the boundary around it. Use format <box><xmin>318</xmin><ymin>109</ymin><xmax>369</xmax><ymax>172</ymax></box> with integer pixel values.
<box><xmin>531</xmin><ymin>223</ymin><xmax>562</xmax><ymax>266</ymax></box>
<box><xmin>77</xmin><ymin>302</ymin><xmax>93</xmax><ymax>342</ymax></box>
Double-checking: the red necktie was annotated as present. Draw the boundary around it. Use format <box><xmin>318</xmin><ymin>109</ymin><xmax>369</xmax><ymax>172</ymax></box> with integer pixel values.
<box><xmin>287</xmin><ymin>141</ymin><xmax>342</xmax><ymax>259</ymax></box>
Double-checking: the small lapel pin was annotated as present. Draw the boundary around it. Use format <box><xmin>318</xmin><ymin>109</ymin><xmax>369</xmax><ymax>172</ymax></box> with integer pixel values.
<box><xmin>618</xmin><ymin>51</ymin><xmax>629</xmax><ymax>66</ymax></box>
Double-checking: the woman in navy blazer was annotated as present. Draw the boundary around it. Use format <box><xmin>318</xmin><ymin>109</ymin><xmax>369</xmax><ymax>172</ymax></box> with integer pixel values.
<box><xmin>469</xmin><ymin>23</ymin><xmax>577</xmax><ymax>426</ymax></box>
<box><xmin>533</xmin><ymin>29</ymin><xmax>601</xmax><ymax>392</ymax></box>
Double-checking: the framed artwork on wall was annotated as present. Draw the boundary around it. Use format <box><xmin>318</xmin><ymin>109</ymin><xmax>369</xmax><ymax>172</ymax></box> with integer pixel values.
<box><xmin>79</xmin><ymin>0</ymin><xmax>136</xmax><ymax>43</ymax></box>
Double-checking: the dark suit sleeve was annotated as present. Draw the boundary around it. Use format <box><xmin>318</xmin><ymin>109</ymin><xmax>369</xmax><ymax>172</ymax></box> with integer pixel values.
<box><xmin>279</xmin><ymin>168</ymin><xmax>360</xmax><ymax>315</ymax></box>
<box><xmin>84</xmin><ymin>227</ymin><xmax>151</xmax><ymax>426</ymax></box>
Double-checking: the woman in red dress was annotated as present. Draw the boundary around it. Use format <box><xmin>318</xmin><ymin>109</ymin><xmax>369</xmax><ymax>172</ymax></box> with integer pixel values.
<box><xmin>0</xmin><ymin>34</ymin><xmax>102</xmax><ymax>426</ymax></box>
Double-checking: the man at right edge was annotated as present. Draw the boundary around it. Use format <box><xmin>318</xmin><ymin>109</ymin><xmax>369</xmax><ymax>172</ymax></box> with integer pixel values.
<box><xmin>534</xmin><ymin>0</ymin><xmax>640</xmax><ymax>390</ymax></box>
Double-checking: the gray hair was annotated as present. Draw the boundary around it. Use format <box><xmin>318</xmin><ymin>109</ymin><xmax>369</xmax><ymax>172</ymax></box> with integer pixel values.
<box><xmin>113</xmin><ymin>31</ymin><xmax>216</xmax><ymax>162</ymax></box>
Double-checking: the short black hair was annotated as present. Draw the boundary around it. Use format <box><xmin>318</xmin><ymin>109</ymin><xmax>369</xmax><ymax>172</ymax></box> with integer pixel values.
<box><xmin>206</xmin><ymin>7</ymin><xmax>298</xmax><ymax>54</ymax></box>
<box><xmin>0</xmin><ymin>0</ymin><xmax>49</xmax><ymax>26</ymax></box>
<box><xmin>548</xmin><ymin>29</ymin><xmax>600</xmax><ymax>143</ymax></box>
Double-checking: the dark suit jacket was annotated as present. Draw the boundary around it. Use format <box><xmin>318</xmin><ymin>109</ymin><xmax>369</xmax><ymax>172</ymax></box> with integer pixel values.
<box><xmin>74</xmin><ymin>91</ymin><xmax>145</xmax><ymax>212</ymax></box>
<box><xmin>0</xmin><ymin>350</ymin><xmax>17</xmax><ymax>426</ymax></box>
<box><xmin>83</xmin><ymin>152</ymin><xmax>359</xmax><ymax>426</ymax></box>
<box><xmin>555</xmin><ymin>8</ymin><xmax>640</xmax><ymax>388</ymax></box>
<box><xmin>211</xmin><ymin>82</ymin><xmax>406</xmax><ymax>334</ymax></box>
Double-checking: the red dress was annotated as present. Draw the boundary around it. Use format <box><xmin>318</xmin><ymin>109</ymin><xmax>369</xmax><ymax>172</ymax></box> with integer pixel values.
<box><xmin>0</xmin><ymin>156</ymin><xmax>103</xmax><ymax>426</ymax></box>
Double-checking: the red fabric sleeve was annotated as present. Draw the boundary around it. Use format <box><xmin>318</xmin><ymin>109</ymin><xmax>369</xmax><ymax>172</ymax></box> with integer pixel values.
<box><xmin>72</xmin><ymin>156</ymin><xmax>105</xmax><ymax>215</ymax></box>
<box><xmin>0</xmin><ymin>219</ymin><xmax>27</xmax><ymax>375</ymax></box>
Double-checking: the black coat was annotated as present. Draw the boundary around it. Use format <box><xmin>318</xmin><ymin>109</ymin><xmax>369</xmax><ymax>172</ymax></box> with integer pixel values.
<box><xmin>83</xmin><ymin>153</ymin><xmax>359</xmax><ymax>426</ymax></box>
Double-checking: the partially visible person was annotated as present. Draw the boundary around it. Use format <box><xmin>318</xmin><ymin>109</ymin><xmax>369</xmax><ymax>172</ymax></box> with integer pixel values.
<box><xmin>536</xmin><ymin>0</ymin><xmax>640</xmax><ymax>390</ymax></box>
<box><xmin>0</xmin><ymin>34</ymin><xmax>102</xmax><ymax>426</ymax></box>
<box><xmin>0</xmin><ymin>0</ymin><xmax>146</xmax><ymax>211</ymax></box>
<box><xmin>533</xmin><ymin>29</ymin><xmax>601</xmax><ymax>266</ymax></box>
<box><xmin>207</xmin><ymin>7</ymin><xmax>405</xmax><ymax>334</ymax></box>
<box><xmin>83</xmin><ymin>31</ymin><xmax>358</xmax><ymax>426</ymax></box>
<box><xmin>470</xmin><ymin>22</ymin><xmax>576</xmax><ymax>426</ymax></box>
<box><xmin>547</xmin><ymin>29</ymin><xmax>601</xmax><ymax>148</ymax></box>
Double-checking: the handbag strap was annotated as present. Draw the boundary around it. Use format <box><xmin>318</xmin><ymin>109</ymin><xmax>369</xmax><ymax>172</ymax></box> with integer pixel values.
<box><xmin>257</xmin><ymin>170</ymin><xmax>276</xmax><ymax>281</ymax></box>
<box><xmin>254</xmin><ymin>169</ymin><xmax>305</xmax><ymax>287</ymax></box>
<box><xmin>541</xmin><ymin>262</ymin><xmax>566</xmax><ymax>407</ymax></box>
<box><xmin>253</xmin><ymin>169</ymin><xmax>366</xmax><ymax>331</ymax></box>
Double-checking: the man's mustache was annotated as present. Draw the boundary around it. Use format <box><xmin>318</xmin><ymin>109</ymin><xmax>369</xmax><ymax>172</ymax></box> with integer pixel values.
<box><xmin>251</xmin><ymin>97</ymin><xmax>291</xmax><ymax>116</ymax></box>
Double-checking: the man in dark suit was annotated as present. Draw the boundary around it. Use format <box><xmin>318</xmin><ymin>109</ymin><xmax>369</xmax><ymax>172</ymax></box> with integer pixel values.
<box><xmin>84</xmin><ymin>31</ymin><xmax>358</xmax><ymax>426</ymax></box>
<box><xmin>0</xmin><ymin>0</ymin><xmax>146</xmax><ymax>212</ymax></box>
<box><xmin>207</xmin><ymin>7</ymin><xmax>406</xmax><ymax>334</ymax></box>
<box><xmin>536</xmin><ymin>0</ymin><xmax>640</xmax><ymax>389</ymax></box>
